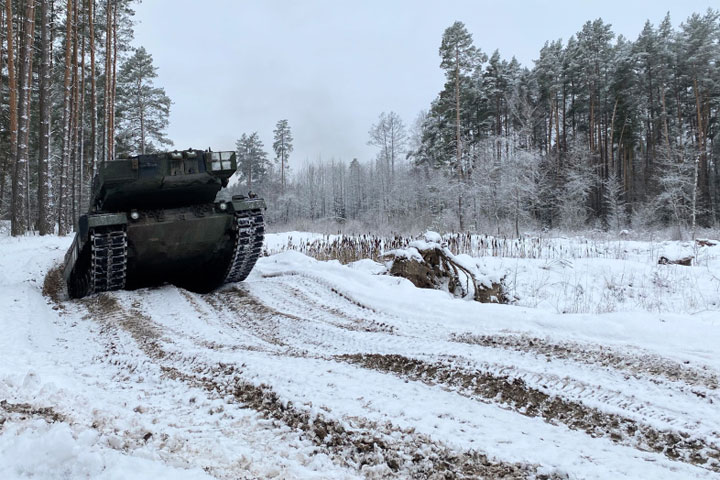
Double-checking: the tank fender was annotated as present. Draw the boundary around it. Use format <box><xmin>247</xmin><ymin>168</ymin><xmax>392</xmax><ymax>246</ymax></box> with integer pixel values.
<box><xmin>63</xmin><ymin>234</ymin><xmax>82</xmax><ymax>284</ymax></box>
<box><xmin>63</xmin><ymin>213</ymin><xmax>127</xmax><ymax>285</ymax></box>
<box><xmin>82</xmin><ymin>212</ymin><xmax>128</xmax><ymax>235</ymax></box>
<box><xmin>229</xmin><ymin>197</ymin><xmax>266</xmax><ymax>212</ymax></box>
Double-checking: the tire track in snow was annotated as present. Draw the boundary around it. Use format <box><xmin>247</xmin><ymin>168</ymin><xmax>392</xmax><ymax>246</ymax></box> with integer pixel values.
<box><xmin>281</xmin><ymin>281</ymin><xmax>396</xmax><ymax>334</ymax></box>
<box><xmin>193</xmin><ymin>287</ymin><xmax>292</xmax><ymax>349</ymax></box>
<box><xmin>451</xmin><ymin>332</ymin><xmax>719</xmax><ymax>392</ymax></box>
<box><xmin>185</xmin><ymin>284</ymin><xmax>720</xmax><ymax>474</ymax></box>
<box><xmin>164</xmin><ymin>363</ymin><xmax>556</xmax><ymax>480</ymax></box>
<box><xmin>245</xmin><ymin>275</ymin><xmax>720</xmax><ymax>427</ymax></box>
<box><xmin>74</xmin><ymin>293</ymin><xmax>363</xmax><ymax>479</ymax></box>
<box><xmin>78</xmin><ymin>291</ymin><xmax>550</xmax><ymax>479</ymax></box>
<box><xmin>338</xmin><ymin>353</ymin><xmax>720</xmax><ymax>474</ymax></box>
<box><xmin>260</xmin><ymin>271</ymin><xmax>391</xmax><ymax>318</ymax></box>
<box><xmin>258</xmin><ymin>269</ymin><xmax>719</xmax><ymax>398</ymax></box>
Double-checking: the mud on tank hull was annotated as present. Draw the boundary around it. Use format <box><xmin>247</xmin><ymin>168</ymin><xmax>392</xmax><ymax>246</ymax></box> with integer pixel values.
<box><xmin>64</xmin><ymin>198</ymin><xmax>265</xmax><ymax>298</ymax></box>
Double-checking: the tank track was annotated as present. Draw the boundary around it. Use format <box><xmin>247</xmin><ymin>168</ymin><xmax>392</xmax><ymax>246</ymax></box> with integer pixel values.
<box><xmin>90</xmin><ymin>227</ymin><xmax>128</xmax><ymax>294</ymax></box>
<box><xmin>224</xmin><ymin>208</ymin><xmax>264</xmax><ymax>284</ymax></box>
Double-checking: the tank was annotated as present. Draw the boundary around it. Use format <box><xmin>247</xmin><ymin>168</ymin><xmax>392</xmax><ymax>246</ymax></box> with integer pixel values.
<box><xmin>63</xmin><ymin>148</ymin><xmax>266</xmax><ymax>298</ymax></box>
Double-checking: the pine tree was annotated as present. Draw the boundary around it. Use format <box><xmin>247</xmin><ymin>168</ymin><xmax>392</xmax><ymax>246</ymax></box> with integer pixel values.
<box><xmin>272</xmin><ymin>119</ymin><xmax>293</xmax><ymax>192</ymax></box>
<box><xmin>236</xmin><ymin>132</ymin><xmax>269</xmax><ymax>191</ymax></box>
<box><xmin>115</xmin><ymin>47</ymin><xmax>172</xmax><ymax>155</ymax></box>
<box><xmin>439</xmin><ymin>21</ymin><xmax>480</xmax><ymax>175</ymax></box>
<box><xmin>678</xmin><ymin>10</ymin><xmax>719</xmax><ymax>228</ymax></box>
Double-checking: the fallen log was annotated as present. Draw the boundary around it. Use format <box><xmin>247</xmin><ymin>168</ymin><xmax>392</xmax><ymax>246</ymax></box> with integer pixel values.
<box><xmin>658</xmin><ymin>256</ymin><xmax>693</xmax><ymax>266</ymax></box>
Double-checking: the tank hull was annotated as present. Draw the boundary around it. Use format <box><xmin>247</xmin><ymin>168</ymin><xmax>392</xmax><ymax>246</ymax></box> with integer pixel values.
<box><xmin>125</xmin><ymin>206</ymin><xmax>236</xmax><ymax>292</ymax></box>
<box><xmin>64</xmin><ymin>197</ymin><xmax>266</xmax><ymax>298</ymax></box>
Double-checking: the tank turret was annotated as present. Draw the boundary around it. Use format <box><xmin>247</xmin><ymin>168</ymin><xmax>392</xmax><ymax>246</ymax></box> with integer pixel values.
<box><xmin>63</xmin><ymin>149</ymin><xmax>265</xmax><ymax>298</ymax></box>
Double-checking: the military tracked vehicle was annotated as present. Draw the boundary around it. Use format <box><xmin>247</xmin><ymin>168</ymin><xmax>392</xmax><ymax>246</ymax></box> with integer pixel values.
<box><xmin>63</xmin><ymin>149</ymin><xmax>265</xmax><ymax>298</ymax></box>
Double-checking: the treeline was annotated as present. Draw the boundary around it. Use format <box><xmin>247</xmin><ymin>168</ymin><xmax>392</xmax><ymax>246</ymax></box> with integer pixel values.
<box><xmin>0</xmin><ymin>0</ymin><xmax>171</xmax><ymax>236</ymax></box>
<box><xmin>265</xmin><ymin>10</ymin><xmax>720</xmax><ymax>234</ymax></box>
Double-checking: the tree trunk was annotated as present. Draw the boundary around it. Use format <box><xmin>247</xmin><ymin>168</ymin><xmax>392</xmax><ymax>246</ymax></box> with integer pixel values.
<box><xmin>455</xmin><ymin>45</ymin><xmax>461</xmax><ymax>177</ymax></box>
<box><xmin>139</xmin><ymin>77</ymin><xmax>146</xmax><ymax>154</ymax></box>
<box><xmin>5</xmin><ymin>0</ymin><xmax>18</xmax><ymax>234</ymax></box>
<box><xmin>109</xmin><ymin>0</ymin><xmax>118</xmax><ymax>161</ymax></box>
<box><xmin>692</xmin><ymin>77</ymin><xmax>710</xmax><ymax>227</ymax></box>
<box><xmin>547</xmin><ymin>99</ymin><xmax>553</xmax><ymax>155</ymax></box>
<box><xmin>103</xmin><ymin>0</ymin><xmax>111</xmax><ymax>164</ymax></box>
<box><xmin>37</xmin><ymin>0</ymin><xmax>52</xmax><ymax>235</ymax></box>
<box><xmin>609</xmin><ymin>98</ymin><xmax>618</xmax><ymax>174</ymax></box>
<box><xmin>70</xmin><ymin>0</ymin><xmax>80</xmax><ymax>225</ymax></box>
<box><xmin>0</xmin><ymin>4</ymin><xmax>5</xmax><ymax>215</ymax></box>
<box><xmin>248</xmin><ymin>157</ymin><xmax>253</xmax><ymax>191</ymax></box>
<box><xmin>79</xmin><ymin>7</ymin><xmax>87</xmax><ymax>212</ymax></box>
<box><xmin>660</xmin><ymin>86</ymin><xmax>671</xmax><ymax>153</ymax></box>
<box><xmin>88</xmin><ymin>0</ymin><xmax>97</xmax><ymax>183</ymax></box>
<box><xmin>59</xmin><ymin>0</ymin><xmax>75</xmax><ymax>235</ymax></box>
<box><xmin>561</xmin><ymin>82</ymin><xmax>567</xmax><ymax>153</ymax></box>
<box><xmin>554</xmin><ymin>94</ymin><xmax>560</xmax><ymax>154</ymax></box>
<box><xmin>13</xmin><ymin>0</ymin><xmax>37</xmax><ymax>235</ymax></box>
<box><xmin>280</xmin><ymin>140</ymin><xmax>285</xmax><ymax>192</ymax></box>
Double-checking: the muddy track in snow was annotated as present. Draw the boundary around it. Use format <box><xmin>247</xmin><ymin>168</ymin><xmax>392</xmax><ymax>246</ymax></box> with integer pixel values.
<box><xmin>204</xmin><ymin>287</ymin><xmax>295</xmax><ymax>348</ymax></box>
<box><xmin>204</xmin><ymin>284</ymin><xmax>720</xmax><ymax>441</ymax></box>
<box><xmin>339</xmin><ymin>353</ymin><xmax>720</xmax><ymax>473</ymax></box>
<box><xmin>451</xmin><ymin>332</ymin><xmax>720</xmax><ymax>391</ymax></box>
<box><xmin>0</xmin><ymin>399</ymin><xmax>66</xmax><ymax>426</ymax></box>
<box><xmin>77</xmin><ymin>293</ymin><xmax>552</xmax><ymax>479</ymax></box>
<box><xmin>262</xmin><ymin>274</ymin><xmax>397</xmax><ymax>334</ymax></box>
<box><xmin>257</xmin><ymin>271</ymin><xmax>719</xmax><ymax>397</ymax></box>
<box><xmin>164</xmin><ymin>363</ymin><xmax>559</xmax><ymax>480</ymax></box>
<box><xmin>80</xmin><ymin>294</ymin><xmax>167</xmax><ymax>360</ymax></box>
<box><xmin>125</xmin><ymin>284</ymin><xmax>720</xmax><ymax>475</ymax></box>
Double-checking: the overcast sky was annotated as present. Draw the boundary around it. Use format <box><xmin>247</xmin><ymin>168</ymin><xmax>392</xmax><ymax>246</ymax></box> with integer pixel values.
<box><xmin>131</xmin><ymin>0</ymin><xmax>717</xmax><ymax>167</ymax></box>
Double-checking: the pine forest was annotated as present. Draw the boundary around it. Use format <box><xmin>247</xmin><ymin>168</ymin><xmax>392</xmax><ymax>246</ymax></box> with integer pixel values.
<box><xmin>1</xmin><ymin>2</ymin><xmax>719</xmax><ymax>237</ymax></box>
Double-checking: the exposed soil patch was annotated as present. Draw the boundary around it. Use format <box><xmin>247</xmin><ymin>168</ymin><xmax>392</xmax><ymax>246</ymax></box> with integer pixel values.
<box><xmin>451</xmin><ymin>333</ymin><xmax>720</xmax><ymax>391</ymax></box>
<box><xmin>340</xmin><ymin>353</ymin><xmax>720</xmax><ymax>473</ymax></box>
<box><xmin>0</xmin><ymin>399</ymin><xmax>66</xmax><ymax>426</ymax></box>
<box><xmin>42</xmin><ymin>263</ymin><xmax>66</xmax><ymax>308</ymax></box>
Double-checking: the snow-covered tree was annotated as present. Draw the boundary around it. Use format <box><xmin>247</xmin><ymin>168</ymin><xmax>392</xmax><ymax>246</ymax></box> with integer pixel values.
<box><xmin>438</xmin><ymin>21</ymin><xmax>482</xmax><ymax>175</ymax></box>
<box><xmin>115</xmin><ymin>47</ymin><xmax>172</xmax><ymax>155</ymax></box>
<box><xmin>236</xmin><ymin>132</ymin><xmax>269</xmax><ymax>191</ymax></box>
<box><xmin>272</xmin><ymin>119</ymin><xmax>293</xmax><ymax>191</ymax></box>
<box><xmin>368</xmin><ymin>111</ymin><xmax>407</xmax><ymax>180</ymax></box>
<box><xmin>603</xmin><ymin>172</ymin><xmax>626</xmax><ymax>231</ymax></box>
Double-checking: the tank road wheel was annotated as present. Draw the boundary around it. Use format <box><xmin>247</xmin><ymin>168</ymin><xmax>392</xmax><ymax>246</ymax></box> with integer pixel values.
<box><xmin>223</xmin><ymin>209</ymin><xmax>265</xmax><ymax>284</ymax></box>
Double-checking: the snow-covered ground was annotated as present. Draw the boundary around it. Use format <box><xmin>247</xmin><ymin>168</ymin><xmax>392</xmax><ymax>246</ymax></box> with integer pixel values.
<box><xmin>1</xmin><ymin>232</ymin><xmax>719</xmax><ymax>479</ymax></box>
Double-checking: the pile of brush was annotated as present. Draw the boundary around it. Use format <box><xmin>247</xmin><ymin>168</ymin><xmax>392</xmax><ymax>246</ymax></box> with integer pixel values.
<box><xmin>384</xmin><ymin>232</ymin><xmax>509</xmax><ymax>304</ymax></box>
